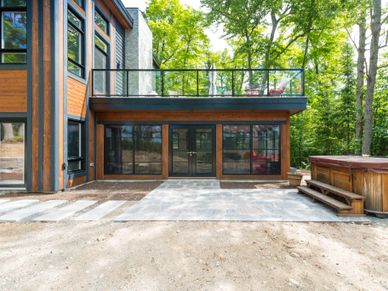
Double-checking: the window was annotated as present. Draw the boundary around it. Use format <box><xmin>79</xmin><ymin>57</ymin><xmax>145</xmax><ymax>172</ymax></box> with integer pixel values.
<box><xmin>94</xmin><ymin>34</ymin><xmax>108</xmax><ymax>94</ymax></box>
<box><xmin>72</xmin><ymin>0</ymin><xmax>84</xmax><ymax>9</ymax></box>
<box><xmin>67</xmin><ymin>8</ymin><xmax>84</xmax><ymax>78</ymax></box>
<box><xmin>0</xmin><ymin>121</ymin><xmax>25</xmax><ymax>185</ymax></box>
<box><xmin>223</xmin><ymin>125</ymin><xmax>251</xmax><ymax>174</ymax></box>
<box><xmin>222</xmin><ymin>124</ymin><xmax>281</xmax><ymax>175</ymax></box>
<box><xmin>68</xmin><ymin>120</ymin><xmax>84</xmax><ymax>172</ymax></box>
<box><xmin>0</xmin><ymin>0</ymin><xmax>27</xmax><ymax>64</ymax></box>
<box><xmin>105</xmin><ymin>125</ymin><xmax>162</xmax><ymax>175</ymax></box>
<box><xmin>95</xmin><ymin>10</ymin><xmax>108</xmax><ymax>34</ymax></box>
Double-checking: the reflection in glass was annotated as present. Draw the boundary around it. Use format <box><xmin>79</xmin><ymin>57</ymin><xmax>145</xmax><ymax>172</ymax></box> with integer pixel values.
<box><xmin>222</xmin><ymin>125</ymin><xmax>251</xmax><ymax>174</ymax></box>
<box><xmin>252</xmin><ymin>125</ymin><xmax>280</xmax><ymax>175</ymax></box>
<box><xmin>222</xmin><ymin>124</ymin><xmax>281</xmax><ymax>175</ymax></box>
<box><xmin>105</xmin><ymin>126</ymin><xmax>133</xmax><ymax>174</ymax></box>
<box><xmin>68</xmin><ymin>121</ymin><xmax>84</xmax><ymax>172</ymax></box>
<box><xmin>194</xmin><ymin>128</ymin><xmax>213</xmax><ymax>175</ymax></box>
<box><xmin>0</xmin><ymin>122</ymin><xmax>25</xmax><ymax>185</ymax></box>
<box><xmin>171</xmin><ymin>128</ymin><xmax>189</xmax><ymax>176</ymax></box>
<box><xmin>134</xmin><ymin>126</ymin><xmax>162</xmax><ymax>174</ymax></box>
<box><xmin>105</xmin><ymin>125</ymin><xmax>162</xmax><ymax>175</ymax></box>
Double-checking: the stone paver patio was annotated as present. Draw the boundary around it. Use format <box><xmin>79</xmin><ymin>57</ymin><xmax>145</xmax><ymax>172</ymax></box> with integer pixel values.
<box><xmin>115</xmin><ymin>180</ymin><xmax>367</xmax><ymax>222</ymax></box>
<box><xmin>0</xmin><ymin>180</ymin><xmax>369</xmax><ymax>222</ymax></box>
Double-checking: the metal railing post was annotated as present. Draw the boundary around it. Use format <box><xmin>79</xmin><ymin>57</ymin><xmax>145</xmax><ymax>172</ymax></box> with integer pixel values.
<box><xmin>266</xmin><ymin>69</ymin><xmax>270</xmax><ymax>96</ymax></box>
<box><xmin>196</xmin><ymin>70</ymin><xmax>199</xmax><ymax>96</ymax></box>
<box><xmin>126</xmin><ymin>70</ymin><xmax>129</xmax><ymax>97</ymax></box>
<box><xmin>231</xmin><ymin>70</ymin><xmax>235</xmax><ymax>96</ymax></box>
<box><xmin>161</xmin><ymin>70</ymin><xmax>164</xmax><ymax>97</ymax></box>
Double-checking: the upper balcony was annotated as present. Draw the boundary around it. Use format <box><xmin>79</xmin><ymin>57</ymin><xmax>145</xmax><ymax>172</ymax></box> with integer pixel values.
<box><xmin>90</xmin><ymin>68</ymin><xmax>307</xmax><ymax>113</ymax></box>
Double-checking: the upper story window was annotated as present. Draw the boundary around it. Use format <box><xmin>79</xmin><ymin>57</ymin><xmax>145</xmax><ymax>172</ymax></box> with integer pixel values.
<box><xmin>72</xmin><ymin>0</ymin><xmax>84</xmax><ymax>9</ymax></box>
<box><xmin>67</xmin><ymin>8</ymin><xmax>85</xmax><ymax>78</ymax></box>
<box><xmin>95</xmin><ymin>10</ymin><xmax>108</xmax><ymax>34</ymax></box>
<box><xmin>0</xmin><ymin>0</ymin><xmax>27</xmax><ymax>64</ymax></box>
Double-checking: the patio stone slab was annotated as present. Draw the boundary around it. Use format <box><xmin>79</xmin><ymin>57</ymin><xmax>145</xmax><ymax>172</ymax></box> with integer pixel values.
<box><xmin>115</xmin><ymin>181</ymin><xmax>368</xmax><ymax>222</ymax></box>
<box><xmin>0</xmin><ymin>200</ymin><xmax>39</xmax><ymax>215</ymax></box>
<box><xmin>33</xmin><ymin>200</ymin><xmax>97</xmax><ymax>222</ymax></box>
<box><xmin>0</xmin><ymin>200</ymin><xmax>67</xmax><ymax>222</ymax></box>
<box><xmin>73</xmin><ymin>200</ymin><xmax>127</xmax><ymax>221</ymax></box>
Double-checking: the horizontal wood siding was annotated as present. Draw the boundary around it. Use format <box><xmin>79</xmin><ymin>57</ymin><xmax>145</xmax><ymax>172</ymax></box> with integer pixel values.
<box><xmin>0</xmin><ymin>70</ymin><xmax>27</xmax><ymax>112</ymax></box>
<box><xmin>97</xmin><ymin>110</ymin><xmax>289</xmax><ymax>122</ymax></box>
<box><xmin>67</xmin><ymin>76</ymin><xmax>87</xmax><ymax>117</ymax></box>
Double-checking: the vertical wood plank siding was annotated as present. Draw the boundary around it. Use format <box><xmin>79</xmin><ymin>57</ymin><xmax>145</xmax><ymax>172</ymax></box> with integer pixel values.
<box><xmin>31</xmin><ymin>0</ymin><xmax>39</xmax><ymax>192</ymax></box>
<box><xmin>43</xmin><ymin>0</ymin><xmax>51</xmax><ymax>191</ymax></box>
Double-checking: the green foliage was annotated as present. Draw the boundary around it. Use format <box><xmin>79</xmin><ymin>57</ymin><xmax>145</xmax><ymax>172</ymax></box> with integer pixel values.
<box><xmin>146</xmin><ymin>0</ymin><xmax>387</xmax><ymax>164</ymax></box>
<box><xmin>145</xmin><ymin>0</ymin><xmax>209</xmax><ymax>68</ymax></box>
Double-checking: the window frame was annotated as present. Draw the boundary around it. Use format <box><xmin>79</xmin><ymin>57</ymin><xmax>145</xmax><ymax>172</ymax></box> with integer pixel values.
<box><xmin>104</xmin><ymin>124</ymin><xmax>163</xmax><ymax>176</ymax></box>
<box><xmin>0</xmin><ymin>2</ymin><xmax>27</xmax><ymax>64</ymax></box>
<box><xmin>222</xmin><ymin>123</ymin><xmax>282</xmax><ymax>176</ymax></box>
<box><xmin>93</xmin><ymin>32</ymin><xmax>109</xmax><ymax>94</ymax></box>
<box><xmin>67</xmin><ymin>120</ymin><xmax>85</xmax><ymax>173</ymax></box>
<box><xmin>94</xmin><ymin>8</ymin><xmax>109</xmax><ymax>35</ymax></box>
<box><xmin>67</xmin><ymin>7</ymin><xmax>85</xmax><ymax>78</ymax></box>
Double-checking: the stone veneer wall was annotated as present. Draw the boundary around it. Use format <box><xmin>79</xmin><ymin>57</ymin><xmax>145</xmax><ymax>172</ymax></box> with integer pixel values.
<box><xmin>125</xmin><ymin>8</ymin><xmax>154</xmax><ymax>96</ymax></box>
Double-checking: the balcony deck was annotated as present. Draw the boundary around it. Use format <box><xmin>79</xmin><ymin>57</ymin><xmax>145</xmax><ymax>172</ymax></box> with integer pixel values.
<box><xmin>90</xmin><ymin>68</ymin><xmax>307</xmax><ymax>113</ymax></box>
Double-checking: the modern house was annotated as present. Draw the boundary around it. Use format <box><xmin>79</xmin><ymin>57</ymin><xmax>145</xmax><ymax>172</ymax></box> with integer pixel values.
<box><xmin>0</xmin><ymin>0</ymin><xmax>307</xmax><ymax>193</ymax></box>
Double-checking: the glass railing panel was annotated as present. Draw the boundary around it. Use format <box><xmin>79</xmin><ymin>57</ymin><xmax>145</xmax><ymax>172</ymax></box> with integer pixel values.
<box><xmin>91</xmin><ymin>68</ymin><xmax>304</xmax><ymax>97</ymax></box>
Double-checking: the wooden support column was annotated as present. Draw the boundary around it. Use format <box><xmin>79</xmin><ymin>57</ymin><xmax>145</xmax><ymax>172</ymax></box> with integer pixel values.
<box><xmin>216</xmin><ymin>123</ymin><xmax>222</xmax><ymax>179</ymax></box>
<box><xmin>281</xmin><ymin>115</ymin><xmax>290</xmax><ymax>179</ymax></box>
<box><xmin>96</xmin><ymin>124</ymin><xmax>104</xmax><ymax>179</ymax></box>
<box><xmin>162</xmin><ymin>124</ymin><xmax>169</xmax><ymax>179</ymax></box>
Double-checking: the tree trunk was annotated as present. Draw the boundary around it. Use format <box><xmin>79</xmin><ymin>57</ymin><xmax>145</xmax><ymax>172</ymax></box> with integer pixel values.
<box><xmin>362</xmin><ymin>0</ymin><xmax>382</xmax><ymax>155</ymax></box>
<box><xmin>2</xmin><ymin>123</ymin><xmax>14</xmax><ymax>141</ymax></box>
<box><xmin>355</xmin><ymin>17</ymin><xmax>366</xmax><ymax>153</ymax></box>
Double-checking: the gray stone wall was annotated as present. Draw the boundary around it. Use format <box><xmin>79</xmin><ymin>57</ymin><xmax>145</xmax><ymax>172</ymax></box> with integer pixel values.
<box><xmin>125</xmin><ymin>8</ymin><xmax>155</xmax><ymax>96</ymax></box>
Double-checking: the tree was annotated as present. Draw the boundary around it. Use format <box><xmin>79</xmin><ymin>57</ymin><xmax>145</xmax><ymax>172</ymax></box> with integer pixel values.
<box><xmin>355</xmin><ymin>13</ymin><xmax>367</xmax><ymax>152</ymax></box>
<box><xmin>362</xmin><ymin>0</ymin><xmax>383</xmax><ymax>155</ymax></box>
<box><xmin>145</xmin><ymin>0</ymin><xmax>209</xmax><ymax>68</ymax></box>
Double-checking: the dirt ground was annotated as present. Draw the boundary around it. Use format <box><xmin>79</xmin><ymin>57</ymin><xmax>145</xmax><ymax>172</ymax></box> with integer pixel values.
<box><xmin>0</xmin><ymin>221</ymin><xmax>387</xmax><ymax>290</ymax></box>
<box><xmin>0</xmin><ymin>181</ymin><xmax>162</xmax><ymax>201</ymax></box>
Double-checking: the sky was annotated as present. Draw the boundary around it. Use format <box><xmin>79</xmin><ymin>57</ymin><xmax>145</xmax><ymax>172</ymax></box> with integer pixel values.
<box><xmin>121</xmin><ymin>0</ymin><xmax>229</xmax><ymax>52</ymax></box>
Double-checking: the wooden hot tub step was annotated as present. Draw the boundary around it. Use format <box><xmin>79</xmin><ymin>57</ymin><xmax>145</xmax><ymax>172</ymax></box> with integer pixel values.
<box><xmin>297</xmin><ymin>186</ymin><xmax>352</xmax><ymax>211</ymax></box>
<box><xmin>306</xmin><ymin>180</ymin><xmax>364</xmax><ymax>200</ymax></box>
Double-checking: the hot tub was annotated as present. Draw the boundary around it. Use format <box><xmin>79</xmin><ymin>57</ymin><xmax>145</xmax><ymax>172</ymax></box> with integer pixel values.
<box><xmin>309</xmin><ymin>156</ymin><xmax>388</xmax><ymax>215</ymax></box>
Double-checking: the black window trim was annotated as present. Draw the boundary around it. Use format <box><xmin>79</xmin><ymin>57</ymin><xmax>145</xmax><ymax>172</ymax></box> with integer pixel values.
<box><xmin>0</xmin><ymin>3</ymin><xmax>27</xmax><ymax>64</ymax></box>
<box><xmin>222</xmin><ymin>123</ymin><xmax>282</xmax><ymax>176</ymax></box>
<box><xmin>67</xmin><ymin>119</ymin><xmax>85</xmax><ymax>173</ymax></box>
<box><xmin>67</xmin><ymin>6</ymin><xmax>85</xmax><ymax>78</ymax></box>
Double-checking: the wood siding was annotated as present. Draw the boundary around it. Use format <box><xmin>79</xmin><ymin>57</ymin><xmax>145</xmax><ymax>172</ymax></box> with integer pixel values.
<box><xmin>311</xmin><ymin>163</ymin><xmax>388</xmax><ymax>213</ymax></box>
<box><xmin>0</xmin><ymin>71</ymin><xmax>27</xmax><ymax>112</ymax></box>
<box><xmin>67</xmin><ymin>77</ymin><xmax>87</xmax><ymax>117</ymax></box>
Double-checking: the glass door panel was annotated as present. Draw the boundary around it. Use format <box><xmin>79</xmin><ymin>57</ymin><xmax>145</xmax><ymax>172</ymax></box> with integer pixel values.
<box><xmin>171</xmin><ymin>127</ymin><xmax>189</xmax><ymax>176</ymax></box>
<box><xmin>193</xmin><ymin>128</ymin><xmax>214</xmax><ymax>175</ymax></box>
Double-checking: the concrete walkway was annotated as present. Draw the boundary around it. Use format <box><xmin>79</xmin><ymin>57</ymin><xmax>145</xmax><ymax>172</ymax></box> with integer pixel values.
<box><xmin>0</xmin><ymin>180</ymin><xmax>369</xmax><ymax>222</ymax></box>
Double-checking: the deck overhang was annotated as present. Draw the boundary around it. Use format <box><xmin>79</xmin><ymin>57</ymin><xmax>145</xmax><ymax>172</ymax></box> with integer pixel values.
<box><xmin>90</xmin><ymin>97</ymin><xmax>307</xmax><ymax>115</ymax></box>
